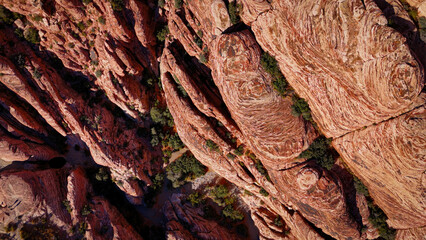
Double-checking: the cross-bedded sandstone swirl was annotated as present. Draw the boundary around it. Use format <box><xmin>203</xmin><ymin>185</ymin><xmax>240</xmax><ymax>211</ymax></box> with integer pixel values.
<box><xmin>210</xmin><ymin>30</ymin><xmax>318</xmax><ymax>170</ymax></box>
<box><xmin>241</xmin><ymin>0</ymin><xmax>424</xmax><ymax>138</ymax></box>
<box><xmin>333</xmin><ymin>104</ymin><xmax>426</xmax><ymax>229</ymax></box>
<box><xmin>160</xmin><ymin>56</ymin><xmax>323</xmax><ymax>239</ymax></box>
<box><xmin>269</xmin><ymin>164</ymin><xmax>360</xmax><ymax>239</ymax></box>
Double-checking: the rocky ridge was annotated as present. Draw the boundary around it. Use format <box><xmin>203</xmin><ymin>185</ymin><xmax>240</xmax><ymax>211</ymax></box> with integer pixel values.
<box><xmin>0</xmin><ymin>0</ymin><xmax>424</xmax><ymax>239</ymax></box>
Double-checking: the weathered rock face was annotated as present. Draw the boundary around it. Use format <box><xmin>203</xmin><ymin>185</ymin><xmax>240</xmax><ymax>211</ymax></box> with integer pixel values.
<box><xmin>0</xmin><ymin>0</ymin><xmax>425</xmax><ymax>239</ymax></box>
<box><xmin>333</xmin><ymin>105</ymin><xmax>426</xmax><ymax>229</ymax></box>
<box><xmin>0</xmin><ymin>27</ymin><xmax>156</xmax><ymax>192</ymax></box>
<box><xmin>164</xmin><ymin>0</ymin><xmax>231</xmax><ymax>64</ymax></box>
<box><xmin>396</xmin><ymin>226</ymin><xmax>426</xmax><ymax>240</ymax></box>
<box><xmin>210</xmin><ymin>30</ymin><xmax>317</xmax><ymax>170</ymax></box>
<box><xmin>163</xmin><ymin>193</ymin><xmax>241</xmax><ymax>239</ymax></box>
<box><xmin>241</xmin><ymin>0</ymin><xmax>424</xmax><ymax>138</ymax></box>
<box><xmin>161</xmin><ymin>29</ymin><xmax>362</xmax><ymax>238</ymax></box>
<box><xmin>0</xmin><ymin>0</ymin><xmax>156</xmax><ymax>118</ymax></box>
<box><xmin>160</xmin><ymin>51</ymin><xmax>324</xmax><ymax>239</ymax></box>
<box><xmin>0</xmin><ymin>167</ymin><xmax>143</xmax><ymax>240</ymax></box>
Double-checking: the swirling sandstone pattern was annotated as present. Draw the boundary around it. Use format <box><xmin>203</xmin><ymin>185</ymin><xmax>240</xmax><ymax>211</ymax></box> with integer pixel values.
<box><xmin>241</xmin><ymin>0</ymin><xmax>424</xmax><ymax>138</ymax></box>
<box><xmin>210</xmin><ymin>30</ymin><xmax>318</xmax><ymax>170</ymax></box>
<box><xmin>333</xmin><ymin>105</ymin><xmax>426</xmax><ymax>228</ymax></box>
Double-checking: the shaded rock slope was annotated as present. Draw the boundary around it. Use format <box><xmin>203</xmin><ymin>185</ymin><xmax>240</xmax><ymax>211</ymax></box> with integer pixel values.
<box><xmin>0</xmin><ymin>0</ymin><xmax>424</xmax><ymax>239</ymax></box>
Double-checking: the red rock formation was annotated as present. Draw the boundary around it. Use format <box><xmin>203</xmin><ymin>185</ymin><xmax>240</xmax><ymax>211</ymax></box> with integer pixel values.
<box><xmin>164</xmin><ymin>193</ymin><xmax>241</xmax><ymax>239</ymax></box>
<box><xmin>0</xmin><ymin>27</ymin><xmax>155</xmax><ymax>192</ymax></box>
<box><xmin>0</xmin><ymin>167</ymin><xmax>143</xmax><ymax>240</ymax></box>
<box><xmin>210</xmin><ymin>30</ymin><xmax>317</xmax><ymax>170</ymax></box>
<box><xmin>241</xmin><ymin>0</ymin><xmax>424</xmax><ymax>138</ymax></box>
<box><xmin>333</xmin><ymin>105</ymin><xmax>426</xmax><ymax>229</ymax></box>
<box><xmin>0</xmin><ymin>0</ymin><xmax>156</xmax><ymax>117</ymax></box>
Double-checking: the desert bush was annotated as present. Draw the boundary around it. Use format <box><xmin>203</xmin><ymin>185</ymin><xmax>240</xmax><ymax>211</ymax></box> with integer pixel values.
<box><xmin>227</xmin><ymin>1</ymin><xmax>241</xmax><ymax>25</ymax></box>
<box><xmin>368</xmin><ymin>201</ymin><xmax>395</xmax><ymax>240</ymax></box>
<box><xmin>24</xmin><ymin>28</ymin><xmax>40</xmax><ymax>44</ymax></box>
<box><xmin>205</xmin><ymin>139</ymin><xmax>220</xmax><ymax>152</ymax></box>
<box><xmin>291</xmin><ymin>96</ymin><xmax>313</xmax><ymax>122</ymax></box>
<box><xmin>354</xmin><ymin>176</ymin><xmax>369</xmax><ymax>197</ymax></box>
<box><xmin>187</xmin><ymin>192</ymin><xmax>204</xmax><ymax>206</ymax></box>
<box><xmin>166</xmin><ymin>153</ymin><xmax>207</xmax><ymax>188</ymax></box>
<box><xmin>109</xmin><ymin>0</ymin><xmax>124</xmax><ymax>11</ymax></box>
<box><xmin>260</xmin><ymin>52</ymin><xmax>289</xmax><ymax>96</ymax></box>
<box><xmin>298</xmin><ymin>136</ymin><xmax>335</xmax><ymax>170</ymax></box>
<box><xmin>259</xmin><ymin>187</ymin><xmax>269</xmax><ymax>196</ymax></box>
<box><xmin>174</xmin><ymin>0</ymin><xmax>183</xmax><ymax>9</ymax></box>
<box><xmin>222</xmin><ymin>205</ymin><xmax>244</xmax><ymax>221</ymax></box>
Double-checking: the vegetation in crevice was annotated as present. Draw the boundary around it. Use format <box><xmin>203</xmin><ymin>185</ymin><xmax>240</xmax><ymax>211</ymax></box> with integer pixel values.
<box><xmin>297</xmin><ymin>136</ymin><xmax>335</xmax><ymax>170</ymax></box>
<box><xmin>227</xmin><ymin>1</ymin><xmax>241</xmax><ymax>25</ymax></box>
<box><xmin>353</xmin><ymin>176</ymin><xmax>395</xmax><ymax>240</ymax></box>
<box><xmin>166</xmin><ymin>152</ymin><xmax>207</xmax><ymax>188</ymax></box>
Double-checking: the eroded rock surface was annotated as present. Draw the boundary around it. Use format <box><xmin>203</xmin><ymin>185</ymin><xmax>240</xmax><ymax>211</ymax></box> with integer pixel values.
<box><xmin>0</xmin><ymin>167</ymin><xmax>143</xmax><ymax>240</ymax></box>
<box><xmin>241</xmin><ymin>0</ymin><xmax>424</xmax><ymax>138</ymax></box>
<box><xmin>210</xmin><ymin>30</ymin><xmax>317</xmax><ymax>170</ymax></box>
<box><xmin>333</xmin><ymin>105</ymin><xmax>426</xmax><ymax>229</ymax></box>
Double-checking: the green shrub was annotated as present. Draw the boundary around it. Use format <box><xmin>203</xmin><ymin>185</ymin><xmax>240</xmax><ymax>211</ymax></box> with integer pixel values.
<box><xmin>14</xmin><ymin>28</ymin><xmax>24</xmax><ymax>38</ymax></box>
<box><xmin>199</xmin><ymin>53</ymin><xmax>207</xmax><ymax>63</ymax></box>
<box><xmin>32</xmin><ymin>14</ymin><xmax>43</xmax><ymax>22</ymax></box>
<box><xmin>419</xmin><ymin>17</ymin><xmax>426</xmax><ymax>42</ymax></box>
<box><xmin>273</xmin><ymin>215</ymin><xmax>283</xmax><ymax>227</ymax></box>
<box><xmin>205</xmin><ymin>139</ymin><xmax>220</xmax><ymax>152</ymax></box>
<box><xmin>259</xmin><ymin>187</ymin><xmax>269</xmax><ymax>196</ymax></box>
<box><xmin>158</xmin><ymin>0</ymin><xmax>165</xmax><ymax>8</ymax></box>
<box><xmin>95</xmin><ymin>70</ymin><xmax>103</xmax><ymax>78</ymax></box>
<box><xmin>0</xmin><ymin>6</ymin><xmax>23</xmax><ymax>25</ymax></box>
<box><xmin>354</xmin><ymin>177</ymin><xmax>369</xmax><ymax>197</ymax></box>
<box><xmin>298</xmin><ymin>136</ymin><xmax>335</xmax><ymax>170</ymax></box>
<box><xmin>62</xmin><ymin>200</ymin><xmax>72</xmax><ymax>213</ymax></box>
<box><xmin>227</xmin><ymin>153</ymin><xmax>236</xmax><ymax>160</ymax></box>
<box><xmin>150</xmin><ymin>173</ymin><xmax>164</xmax><ymax>191</ymax></box>
<box><xmin>82</xmin><ymin>0</ymin><xmax>92</xmax><ymax>5</ymax></box>
<box><xmin>81</xmin><ymin>205</ymin><xmax>91</xmax><ymax>216</ymax></box>
<box><xmin>208</xmin><ymin>185</ymin><xmax>233</xmax><ymax>207</ymax></box>
<box><xmin>187</xmin><ymin>192</ymin><xmax>204</xmax><ymax>206</ymax></box>
<box><xmin>150</xmin><ymin>106</ymin><xmax>174</xmax><ymax>127</ymax></box>
<box><xmin>166</xmin><ymin>153</ymin><xmax>207</xmax><ymax>188</ymax></box>
<box><xmin>98</xmin><ymin>16</ymin><xmax>106</xmax><ymax>25</ymax></box>
<box><xmin>222</xmin><ymin>205</ymin><xmax>244</xmax><ymax>221</ymax></box>
<box><xmin>210</xmin><ymin>185</ymin><xmax>230</xmax><ymax>199</ymax></box>
<box><xmin>174</xmin><ymin>0</ymin><xmax>183</xmax><ymax>9</ymax></box>
<box><xmin>260</xmin><ymin>52</ymin><xmax>288</xmax><ymax>96</ymax></box>
<box><xmin>95</xmin><ymin>167</ymin><xmax>110</xmax><ymax>181</ymax></box>
<box><xmin>368</xmin><ymin>202</ymin><xmax>395</xmax><ymax>240</ymax></box>
<box><xmin>291</xmin><ymin>96</ymin><xmax>312</xmax><ymax>122</ymax></box>
<box><xmin>24</xmin><ymin>28</ymin><xmax>40</xmax><ymax>44</ymax></box>
<box><xmin>77</xmin><ymin>21</ymin><xmax>86</xmax><ymax>32</ymax></box>
<box><xmin>177</xmin><ymin>85</ymin><xmax>188</xmax><ymax>97</ymax></box>
<box><xmin>227</xmin><ymin>1</ymin><xmax>241</xmax><ymax>25</ymax></box>
<box><xmin>255</xmin><ymin>160</ymin><xmax>271</xmax><ymax>181</ymax></box>
<box><xmin>109</xmin><ymin>0</ymin><xmax>124</xmax><ymax>11</ymax></box>
<box><xmin>194</xmin><ymin>35</ymin><xmax>203</xmax><ymax>48</ymax></box>
<box><xmin>156</xmin><ymin>25</ymin><xmax>169</xmax><ymax>42</ymax></box>
<box><xmin>234</xmin><ymin>145</ymin><xmax>244</xmax><ymax>156</ymax></box>
<box><xmin>33</xmin><ymin>68</ymin><xmax>42</xmax><ymax>79</ymax></box>
<box><xmin>163</xmin><ymin>133</ymin><xmax>184</xmax><ymax>150</ymax></box>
